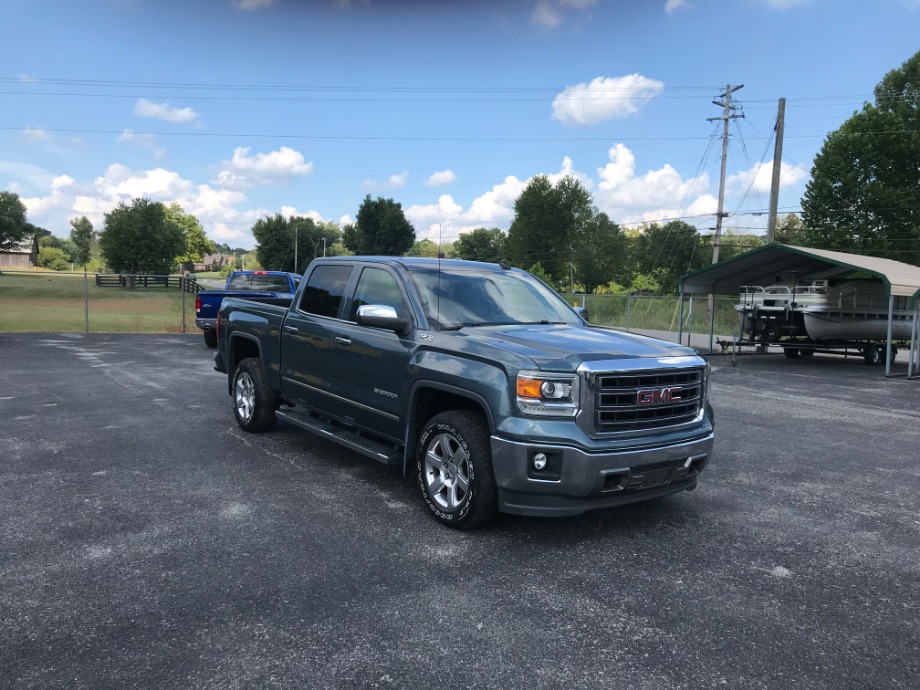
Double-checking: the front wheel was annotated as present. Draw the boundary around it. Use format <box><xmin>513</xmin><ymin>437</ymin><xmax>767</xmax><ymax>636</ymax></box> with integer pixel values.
<box><xmin>417</xmin><ymin>411</ymin><xmax>498</xmax><ymax>530</ymax></box>
<box><xmin>232</xmin><ymin>358</ymin><xmax>277</xmax><ymax>432</ymax></box>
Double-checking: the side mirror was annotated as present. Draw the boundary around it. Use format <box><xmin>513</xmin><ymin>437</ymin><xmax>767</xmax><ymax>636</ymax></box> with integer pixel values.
<box><xmin>356</xmin><ymin>304</ymin><xmax>410</xmax><ymax>334</ymax></box>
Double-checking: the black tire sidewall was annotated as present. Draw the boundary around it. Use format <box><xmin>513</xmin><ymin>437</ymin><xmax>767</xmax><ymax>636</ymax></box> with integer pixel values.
<box><xmin>232</xmin><ymin>358</ymin><xmax>276</xmax><ymax>432</ymax></box>
<box><xmin>204</xmin><ymin>330</ymin><xmax>217</xmax><ymax>348</ymax></box>
<box><xmin>417</xmin><ymin>411</ymin><xmax>495</xmax><ymax>529</ymax></box>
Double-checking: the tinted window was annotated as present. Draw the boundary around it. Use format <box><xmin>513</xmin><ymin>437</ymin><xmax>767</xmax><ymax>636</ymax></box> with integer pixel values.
<box><xmin>227</xmin><ymin>273</ymin><xmax>294</xmax><ymax>292</ymax></box>
<box><xmin>299</xmin><ymin>265</ymin><xmax>353</xmax><ymax>318</ymax></box>
<box><xmin>350</xmin><ymin>268</ymin><xmax>406</xmax><ymax>320</ymax></box>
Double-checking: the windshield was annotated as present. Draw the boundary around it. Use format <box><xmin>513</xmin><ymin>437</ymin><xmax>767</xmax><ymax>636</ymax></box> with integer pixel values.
<box><xmin>406</xmin><ymin>265</ymin><xmax>582</xmax><ymax>330</ymax></box>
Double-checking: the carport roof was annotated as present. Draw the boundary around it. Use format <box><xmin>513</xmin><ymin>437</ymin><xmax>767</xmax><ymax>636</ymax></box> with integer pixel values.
<box><xmin>679</xmin><ymin>243</ymin><xmax>920</xmax><ymax>302</ymax></box>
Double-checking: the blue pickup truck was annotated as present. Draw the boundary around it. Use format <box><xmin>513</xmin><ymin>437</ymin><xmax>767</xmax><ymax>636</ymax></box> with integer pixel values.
<box><xmin>195</xmin><ymin>270</ymin><xmax>301</xmax><ymax>347</ymax></box>
<box><xmin>214</xmin><ymin>257</ymin><xmax>714</xmax><ymax>529</ymax></box>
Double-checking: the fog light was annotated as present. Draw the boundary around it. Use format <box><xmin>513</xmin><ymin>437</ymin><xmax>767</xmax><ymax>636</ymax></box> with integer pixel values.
<box><xmin>533</xmin><ymin>453</ymin><xmax>548</xmax><ymax>470</ymax></box>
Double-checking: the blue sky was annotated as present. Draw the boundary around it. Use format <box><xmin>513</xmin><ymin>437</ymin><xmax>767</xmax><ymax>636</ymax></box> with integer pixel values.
<box><xmin>1</xmin><ymin>0</ymin><xmax>918</xmax><ymax>250</ymax></box>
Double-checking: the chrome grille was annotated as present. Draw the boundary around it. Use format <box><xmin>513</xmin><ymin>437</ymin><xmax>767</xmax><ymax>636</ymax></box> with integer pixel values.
<box><xmin>594</xmin><ymin>368</ymin><xmax>704</xmax><ymax>433</ymax></box>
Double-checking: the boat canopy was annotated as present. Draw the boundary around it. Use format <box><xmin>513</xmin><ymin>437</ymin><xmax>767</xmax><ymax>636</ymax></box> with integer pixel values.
<box><xmin>679</xmin><ymin>243</ymin><xmax>920</xmax><ymax>305</ymax></box>
<box><xmin>676</xmin><ymin>243</ymin><xmax>920</xmax><ymax>379</ymax></box>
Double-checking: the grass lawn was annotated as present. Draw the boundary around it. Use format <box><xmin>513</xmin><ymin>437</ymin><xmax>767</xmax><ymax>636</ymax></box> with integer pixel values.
<box><xmin>0</xmin><ymin>270</ymin><xmax>196</xmax><ymax>333</ymax></box>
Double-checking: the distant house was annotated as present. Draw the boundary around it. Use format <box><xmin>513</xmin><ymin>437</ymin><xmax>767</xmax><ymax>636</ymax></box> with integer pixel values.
<box><xmin>184</xmin><ymin>253</ymin><xmax>232</xmax><ymax>273</ymax></box>
<box><xmin>0</xmin><ymin>236</ymin><xmax>38</xmax><ymax>269</ymax></box>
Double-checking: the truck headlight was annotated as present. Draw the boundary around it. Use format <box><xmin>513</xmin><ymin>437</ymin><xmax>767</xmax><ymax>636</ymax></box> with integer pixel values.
<box><xmin>516</xmin><ymin>372</ymin><xmax>579</xmax><ymax>417</ymax></box>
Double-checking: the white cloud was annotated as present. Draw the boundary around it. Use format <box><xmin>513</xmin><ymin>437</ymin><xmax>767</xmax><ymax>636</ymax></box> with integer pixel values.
<box><xmin>21</xmin><ymin>175</ymin><xmax>75</xmax><ymax>220</ymax></box>
<box><xmin>118</xmin><ymin>130</ymin><xmax>166</xmax><ymax>158</ymax></box>
<box><xmin>727</xmin><ymin>159</ymin><xmax>809</xmax><ymax>195</ymax></box>
<box><xmin>552</xmin><ymin>75</ymin><xmax>665</xmax><ymax>126</ymax></box>
<box><xmin>426</xmin><ymin>169</ymin><xmax>456</xmax><ymax>187</ymax></box>
<box><xmin>362</xmin><ymin>171</ymin><xmax>409</xmax><ymax>192</ymax></box>
<box><xmin>405</xmin><ymin>194</ymin><xmax>464</xmax><ymax>237</ymax></box>
<box><xmin>665</xmin><ymin>0</ymin><xmax>688</xmax><ymax>13</ymax></box>
<box><xmin>532</xmin><ymin>0</ymin><xmax>596</xmax><ymax>26</ymax></box>
<box><xmin>594</xmin><ymin>143</ymin><xmax>713</xmax><ymax>226</ymax></box>
<box><xmin>231</xmin><ymin>0</ymin><xmax>274</xmax><ymax>9</ymax></box>
<box><xmin>213</xmin><ymin>146</ymin><xmax>314</xmax><ymax>189</ymax></box>
<box><xmin>765</xmin><ymin>0</ymin><xmax>809</xmax><ymax>8</ymax></box>
<box><xmin>22</xmin><ymin>127</ymin><xmax>51</xmax><ymax>142</ymax></box>
<box><xmin>532</xmin><ymin>0</ymin><xmax>561</xmax><ymax>26</ymax></box>
<box><xmin>133</xmin><ymin>98</ymin><xmax>200</xmax><ymax>124</ymax></box>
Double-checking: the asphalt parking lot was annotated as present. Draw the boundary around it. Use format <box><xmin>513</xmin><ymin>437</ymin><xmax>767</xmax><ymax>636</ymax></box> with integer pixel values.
<box><xmin>1</xmin><ymin>333</ymin><xmax>918</xmax><ymax>690</ymax></box>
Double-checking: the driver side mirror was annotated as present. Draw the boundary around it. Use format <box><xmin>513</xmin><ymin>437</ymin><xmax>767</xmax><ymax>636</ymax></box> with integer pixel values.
<box><xmin>356</xmin><ymin>304</ymin><xmax>410</xmax><ymax>335</ymax></box>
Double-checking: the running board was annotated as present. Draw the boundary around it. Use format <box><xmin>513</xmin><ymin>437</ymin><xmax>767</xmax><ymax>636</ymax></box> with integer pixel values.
<box><xmin>276</xmin><ymin>408</ymin><xmax>402</xmax><ymax>466</ymax></box>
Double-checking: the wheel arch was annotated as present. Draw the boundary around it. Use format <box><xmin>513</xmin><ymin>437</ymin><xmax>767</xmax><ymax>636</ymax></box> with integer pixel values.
<box><xmin>404</xmin><ymin>382</ymin><xmax>496</xmax><ymax>475</ymax></box>
<box><xmin>227</xmin><ymin>333</ymin><xmax>263</xmax><ymax>394</ymax></box>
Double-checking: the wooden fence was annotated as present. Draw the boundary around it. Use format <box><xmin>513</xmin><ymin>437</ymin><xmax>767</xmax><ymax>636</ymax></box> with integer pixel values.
<box><xmin>95</xmin><ymin>273</ymin><xmax>202</xmax><ymax>293</ymax></box>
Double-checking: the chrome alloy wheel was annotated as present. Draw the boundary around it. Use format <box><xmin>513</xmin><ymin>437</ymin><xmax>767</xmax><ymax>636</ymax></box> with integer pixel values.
<box><xmin>423</xmin><ymin>432</ymin><xmax>471</xmax><ymax>511</ymax></box>
<box><xmin>234</xmin><ymin>371</ymin><xmax>256</xmax><ymax>423</ymax></box>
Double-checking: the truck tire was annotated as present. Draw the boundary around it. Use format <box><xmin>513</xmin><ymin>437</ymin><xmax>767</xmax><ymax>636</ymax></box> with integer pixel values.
<box><xmin>863</xmin><ymin>345</ymin><xmax>883</xmax><ymax>366</ymax></box>
<box><xmin>232</xmin><ymin>357</ymin><xmax>277</xmax><ymax>432</ymax></box>
<box><xmin>204</xmin><ymin>330</ymin><xmax>217</xmax><ymax>348</ymax></box>
<box><xmin>783</xmin><ymin>347</ymin><xmax>800</xmax><ymax>359</ymax></box>
<box><xmin>417</xmin><ymin>411</ymin><xmax>498</xmax><ymax>530</ymax></box>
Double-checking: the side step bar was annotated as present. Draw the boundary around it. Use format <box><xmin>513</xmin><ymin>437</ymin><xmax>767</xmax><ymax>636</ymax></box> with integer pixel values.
<box><xmin>276</xmin><ymin>408</ymin><xmax>402</xmax><ymax>466</ymax></box>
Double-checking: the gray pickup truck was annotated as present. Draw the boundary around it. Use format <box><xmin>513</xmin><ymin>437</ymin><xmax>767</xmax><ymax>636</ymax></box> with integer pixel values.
<box><xmin>214</xmin><ymin>256</ymin><xmax>714</xmax><ymax>529</ymax></box>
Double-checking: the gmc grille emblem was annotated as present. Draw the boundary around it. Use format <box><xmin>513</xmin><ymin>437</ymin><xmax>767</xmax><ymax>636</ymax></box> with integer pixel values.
<box><xmin>636</xmin><ymin>386</ymin><xmax>682</xmax><ymax>405</ymax></box>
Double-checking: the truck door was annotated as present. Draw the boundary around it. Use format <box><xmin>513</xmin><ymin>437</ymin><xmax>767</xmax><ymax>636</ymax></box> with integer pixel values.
<box><xmin>280</xmin><ymin>263</ymin><xmax>354</xmax><ymax>419</ymax></box>
<box><xmin>328</xmin><ymin>266</ymin><xmax>413</xmax><ymax>442</ymax></box>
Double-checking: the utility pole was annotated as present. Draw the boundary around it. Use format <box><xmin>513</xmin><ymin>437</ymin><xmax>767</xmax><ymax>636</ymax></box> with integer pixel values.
<box><xmin>708</xmin><ymin>84</ymin><xmax>744</xmax><ymax>265</ymax></box>
<box><xmin>766</xmin><ymin>97</ymin><xmax>786</xmax><ymax>243</ymax></box>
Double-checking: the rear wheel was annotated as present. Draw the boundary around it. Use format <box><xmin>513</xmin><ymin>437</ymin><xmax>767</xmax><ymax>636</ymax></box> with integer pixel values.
<box><xmin>783</xmin><ymin>347</ymin><xmax>801</xmax><ymax>359</ymax></box>
<box><xmin>232</xmin><ymin>358</ymin><xmax>277</xmax><ymax>432</ymax></box>
<box><xmin>204</xmin><ymin>330</ymin><xmax>217</xmax><ymax>348</ymax></box>
<box><xmin>863</xmin><ymin>344</ymin><xmax>883</xmax><ymax>366</ymax></box>
<box><xmin>417</xmin><ymin>410</ymin><xmax>498</xmax><ymax>530</ymax></box>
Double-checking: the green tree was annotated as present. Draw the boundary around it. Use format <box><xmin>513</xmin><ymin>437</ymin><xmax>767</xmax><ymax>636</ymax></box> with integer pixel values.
<box><xmin>99</xmin><ymin>197</ymin><xmax>185</xmax><ymax>274</ymax></box>
<box><xmin>631</xmin><ymin>221</ymin><xmax>703</xmax><ymax>293</ymax></box>
<box><xmin>453</xmin><ymin>228</ymin><xmax>508</xmax><ymax>263</ymax></box>
<box><xmin>773</xmin><ymin>213</ymin><xmax>809</xmax><ymax>246</ymax></box>
<box><xmin>166</xmin><ymin>203</ymin><xmax>215</xmax><ymax>266</ymax></box>
<box><xmin>708</xmin><ymin>230</ymin><xmax>765</xmax><ymax>261</ymax></box>
<box><xmin>37</xmin><ymin>245</ymin><xmax>70</xmax><ymax>271</ymax></box>
<box><xmin>527</xmin><ymin>262</ymin><xmax>554</xmax><ymax>287</ymax></box>
<box><xmin>407</xmin><ymin>238</ymin><xmax>441</xmax><ymax>257</ymax></box>
<box><xmin>252</xmin><ymin>214</ymin><xmax>299</xmax><ymax>272</ymax></box>
<box><xmin>252</xmin><ymin>214</ymin><xmax>340</xmax><ymax>273</ymax></box>
<box><xmin>69</xmin><ymin>216</ymin><xmax>95</xmax><ymax>268</ymax></box>
<box><xmin>801</xmin><ymin>50</ymin><xmax>920</xmax><ymax>263</ymax></box>
<box><xmin>508</xmin><ymin>175</ymin><xmax>593</xmax><ymax>283</ymax></box>
<box><xmin>571</xmin><ymin>213</ymin><xmax>626</xmax><ymax>294</ymax></box>
<box><xmin>0</xmin><ymin>191</ymin><xmax>30</xmax><ymax>251</ymax></box>
<box><xmin>346</xmin><ymin>195</ymin><xmax>416</xmax><ymax>256</ymax></box>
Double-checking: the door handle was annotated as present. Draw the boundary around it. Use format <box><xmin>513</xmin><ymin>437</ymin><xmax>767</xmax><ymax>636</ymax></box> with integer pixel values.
<box><xmin>335</xmin><ymin>336</ymin><xmax>352</xmax><ymax>345</ymax></box>
<box><xmin>283</xmin><ymin>325</ymin><xmax>299</xmax><ymax>333</ymax></box>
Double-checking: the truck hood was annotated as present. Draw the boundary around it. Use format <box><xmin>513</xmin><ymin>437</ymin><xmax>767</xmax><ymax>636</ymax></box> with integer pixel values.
<box><xmin>455</xmin><ymin>324</ymin><xmax>697</xmax><ymax>371</ymax></box>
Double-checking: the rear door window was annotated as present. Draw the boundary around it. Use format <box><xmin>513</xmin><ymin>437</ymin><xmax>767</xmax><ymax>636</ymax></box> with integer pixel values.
<box><xmin>298</xmin><ymin>265</ymin><xmax>353</xmax><ymax>318</ymax></box>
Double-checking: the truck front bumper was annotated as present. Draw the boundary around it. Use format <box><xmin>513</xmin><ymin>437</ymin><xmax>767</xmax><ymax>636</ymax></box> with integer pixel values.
<box><xmin>490</xmin><ymin>433</ymin><xmax>714</xmax><ymax>517</ymax></box>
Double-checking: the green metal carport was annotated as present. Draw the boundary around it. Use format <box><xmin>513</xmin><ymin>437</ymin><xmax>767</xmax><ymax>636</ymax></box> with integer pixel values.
<box><xmin>677</xmin><ymin>243</ymin><xmax>920</xmax><ymax>378</ymax></box>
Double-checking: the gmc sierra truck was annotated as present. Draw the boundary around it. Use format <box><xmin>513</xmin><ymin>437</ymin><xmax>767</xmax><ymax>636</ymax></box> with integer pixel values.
<box><xmin>214</xmin><ymin>257</ymin><xmax>714</xmax><ymax>529</ymax></box>
<box><xmin>195</xmin><ymin>270</ymin><xmax>301</xmax><ymax>347</ymax></box>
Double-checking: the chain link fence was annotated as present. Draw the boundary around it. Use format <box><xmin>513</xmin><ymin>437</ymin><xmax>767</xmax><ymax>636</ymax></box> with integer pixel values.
<box><xmin>0</xmin><ymin>270</ymin><xmax>202</xmax><ymax>334</ymax></box>
<box><xmin>560</xmin><ymin>292</ymin><xmax>740</xmax><ymax>338</ymax></box>
<box><xmin>1</xmin><ymin>268</ymin><xmax>740</xmax><ymax>338</ymax></box>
